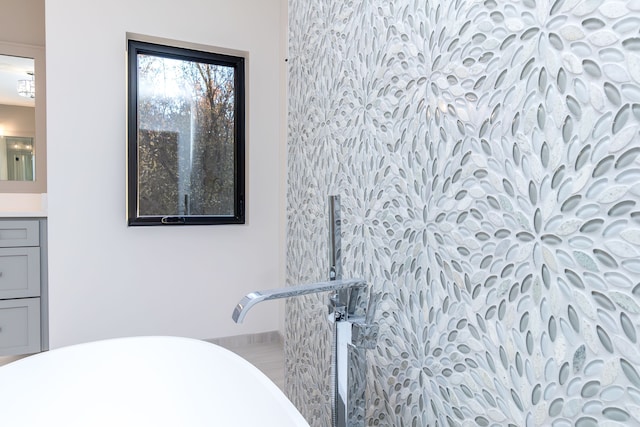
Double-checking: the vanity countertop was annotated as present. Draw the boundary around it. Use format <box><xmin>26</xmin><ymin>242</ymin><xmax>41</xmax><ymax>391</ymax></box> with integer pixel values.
<box><xmin>0</xmin><ymin>211</ymin><xmax>47</xmax><ymax>218</ymax></box>
<box><xmin>0</xmin><ymin>193</ymin><xmax>47</xmax><ymax>217</ymax></box>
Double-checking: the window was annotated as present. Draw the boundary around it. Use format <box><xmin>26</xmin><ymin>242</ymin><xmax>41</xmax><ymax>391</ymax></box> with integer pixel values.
<box><xmin>127</xmin><ymin>40</ymin><xmax>245</xmax><ymax>226</ymax></box>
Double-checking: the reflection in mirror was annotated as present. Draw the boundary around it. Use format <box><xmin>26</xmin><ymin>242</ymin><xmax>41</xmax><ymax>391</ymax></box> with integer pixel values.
<box><xmin>0</xmin><ymin>54</ymin><xmax>36</xmax><ymax>182</ymax></box>
<box><xmin>1</xmin><ymin>136</ymin><xmax>34</xmax><ymax>180</ymax></box>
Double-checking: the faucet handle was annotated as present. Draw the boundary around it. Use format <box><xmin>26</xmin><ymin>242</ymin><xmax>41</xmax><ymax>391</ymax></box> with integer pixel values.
<box><xmin>351</xmin><ymin>322</ymin><xmax>379</xmax><ymax>349</ymax></box>
<box><xmin>352</xmin><ymin>288</ymin><xmax>380</xmax><ymax>349</ymax></box>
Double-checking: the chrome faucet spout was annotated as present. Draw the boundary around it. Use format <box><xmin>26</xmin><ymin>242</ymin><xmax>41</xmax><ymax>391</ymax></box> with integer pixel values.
<box><xmin>232</xmin><ymin>278</ymin><xmax>366</xmax><ymax>323</ymax></box>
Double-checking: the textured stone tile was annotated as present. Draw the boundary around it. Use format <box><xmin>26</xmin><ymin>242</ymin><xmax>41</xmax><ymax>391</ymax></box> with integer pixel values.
<box><xmin>287</xmin><ymin>0</ymin><xmax>640</xmax><ymax>425</ymax></box>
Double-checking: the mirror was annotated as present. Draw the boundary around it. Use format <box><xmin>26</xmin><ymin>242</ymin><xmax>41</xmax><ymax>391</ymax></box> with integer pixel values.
<box><xmin>0</xmin><ymin>42</ymin><xmax>45</xmax><ymax>194</ymax></box>
<box><xmin>0</xmin><ymin>54</ymin><xmax>35</xmax><ymax>182</ymax></box>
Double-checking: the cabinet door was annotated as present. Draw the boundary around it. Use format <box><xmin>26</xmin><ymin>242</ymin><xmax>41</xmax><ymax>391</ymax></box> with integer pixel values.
<box><xmin>0</xmin><ymin>220</ymin><xmax>39</xmax><ymax>248</ymax></box>
<box><xmin>0</xmin><ymin>298</ymin><xmax>41</xmax><ymax>356</ymax></box>
<box><xmin>0</xmin><ymin>247</ymin><xmax>40</xmax><ymax>299</ymax></box>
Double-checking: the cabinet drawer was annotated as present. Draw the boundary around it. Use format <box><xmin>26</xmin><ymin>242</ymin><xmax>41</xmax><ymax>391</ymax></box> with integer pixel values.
<box><xmin>0</xmin><ymin>248</ymin><xmax>40</xmax><ymax>299</ymax></box>
<box><xmin>0</xmin><ymin>220</ymin><xmax>39</xmax><ymax>248</ymax></box>
<box><xmin>0</xmin><ymin>298</ymin><xmax>41</xmax><ymax>356</ymax></box>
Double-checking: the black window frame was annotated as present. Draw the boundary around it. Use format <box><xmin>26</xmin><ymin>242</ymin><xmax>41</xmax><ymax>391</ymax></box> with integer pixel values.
<box><xmin>127</xmin><ymin>39</ymin><xmax>245</xmax><ymax>226</ymax></box>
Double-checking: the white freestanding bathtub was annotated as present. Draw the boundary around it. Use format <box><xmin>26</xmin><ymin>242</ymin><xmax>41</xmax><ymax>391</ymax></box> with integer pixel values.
<box><xmin>0</xmin><ymin>336</ymin><xmax>309</xmax><ymax>426</ymax></box>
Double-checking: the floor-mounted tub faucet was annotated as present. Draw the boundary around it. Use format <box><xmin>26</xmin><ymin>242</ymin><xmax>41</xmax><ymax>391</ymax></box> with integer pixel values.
<box><xmin>232</xmin><ymin>196</ymin><xmax>378</xmax><ymax>427</ymax></box>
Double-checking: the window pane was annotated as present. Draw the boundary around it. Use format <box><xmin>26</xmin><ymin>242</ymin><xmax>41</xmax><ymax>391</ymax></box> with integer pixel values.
<box><xmin>136</xmin><ymin>54</ymin><xmax>236</xmax><ymax>217</ymax></box>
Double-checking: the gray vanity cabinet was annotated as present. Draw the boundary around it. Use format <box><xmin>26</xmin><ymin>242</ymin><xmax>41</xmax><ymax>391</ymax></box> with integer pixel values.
<box><xmin>0</xmin><ymin>219</ymin><xmax>47</xmax><ymax>356</ymax></box>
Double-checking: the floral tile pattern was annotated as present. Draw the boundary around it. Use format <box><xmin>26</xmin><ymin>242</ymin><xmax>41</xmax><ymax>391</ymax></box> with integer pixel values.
<box><xmin>286</xmin><ymin>0</ymin><xmax>640</xmax><ymax>425</ymax></box>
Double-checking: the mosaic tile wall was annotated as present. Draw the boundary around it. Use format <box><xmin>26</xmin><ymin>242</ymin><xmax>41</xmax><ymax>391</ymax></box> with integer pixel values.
<box><xmin>285</xmin><ymin>0</ymin><xmax>640</xmax><ymax>425</ymax></box>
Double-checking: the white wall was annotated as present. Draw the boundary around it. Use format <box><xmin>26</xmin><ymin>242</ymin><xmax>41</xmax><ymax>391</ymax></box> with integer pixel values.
<box><xmin>46</xmin><ymin>0</ymin><xmax>286</xmax><ymax>347</ymax></box>
<box><xmin>0</xmin><ymin>0</ymin><xmax>44</xmax><ymax>46</ymax></box>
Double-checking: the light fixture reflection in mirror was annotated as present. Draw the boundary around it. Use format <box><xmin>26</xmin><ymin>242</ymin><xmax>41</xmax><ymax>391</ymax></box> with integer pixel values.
<box><xmin>0</xmin><ymin>54</ymin><xmax>36</xmax><ymax>182</ymax></box>
<box><xmin>17</xmin><ymin>72</ymin><xmax>35</xmax><ymax>99</ymax></box>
